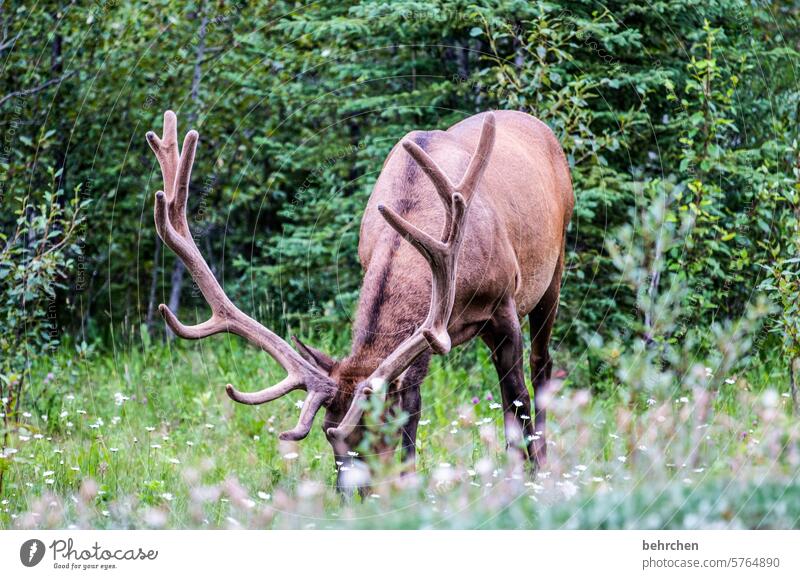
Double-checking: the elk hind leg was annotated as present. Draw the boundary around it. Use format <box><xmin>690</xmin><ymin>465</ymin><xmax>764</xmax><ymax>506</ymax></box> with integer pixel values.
<box><xmin>481</xmin><ymin>297</ymin><xmax>536</xmax><ymax>468</ymax></box>
<box><xmin>528</xmin><ymin>261</ymin><xmax>563</xmax><ymax>468</ymax></box>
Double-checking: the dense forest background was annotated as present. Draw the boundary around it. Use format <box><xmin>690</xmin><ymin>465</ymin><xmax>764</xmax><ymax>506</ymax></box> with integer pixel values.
<box><xmin>2</xmin><ymin>0</ymin><xmax>800</xmax><ymax>408</ymax></box>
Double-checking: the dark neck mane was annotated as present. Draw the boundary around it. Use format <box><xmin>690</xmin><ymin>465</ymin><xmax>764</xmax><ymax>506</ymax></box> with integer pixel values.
<box><xmin>342</xmin><ymin>233</ymin><xmax>429</xmax><ymax>377</ymax></box>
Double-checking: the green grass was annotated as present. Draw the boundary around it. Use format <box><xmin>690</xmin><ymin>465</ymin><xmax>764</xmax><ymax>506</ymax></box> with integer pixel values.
<box><xmin>1</xmin><ymin>335</ymin><xmax>799</xmax><ymax>529</ymax></box>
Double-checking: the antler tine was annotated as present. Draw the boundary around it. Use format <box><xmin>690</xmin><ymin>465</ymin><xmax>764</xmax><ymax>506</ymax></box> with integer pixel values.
<box><xmin>328</xmin><ymin>114</ymin><xmax>496</xmax><ymax>441</ymax></box>
<box><xmin>456</xmin><ymin>113</ymin><xmax>496</xmax><ymax>199</ymax></box>
<box><xmin>146</xmin><ymin>110</ymin><xmax>179</xmax><ymax>199</ymax></box>
<box><xmin>158</xmin><ymin>302</ymin><xmax>226</xmax><ymax>340</ymax></box>
<box><xmin>278</xmin><ymin>389</ymin><xmax>331</xmax><ymax>441</ymax></box>
<box><xmin>378</xmin><ymin>204</ymin><xmax>447</xmax><ymax>264</ymax></box>
<box><xmin>148</xmin><ymin>111</ymin><xmax>335</xmax><ymax>441</ymax></box>
<box><xmin>402</xmin><ymin>140</ymin><xmax>455</xmax><ymax>241</ymax></box>
<box><xmin>225</xmin><ymin>377</ymin><xmax>302</xmax><ymax>405</ymax></box>
<box><xmin>170</xmin><ymin>129</ymin><xmax>197</xmax><ymax>237</ymax></box>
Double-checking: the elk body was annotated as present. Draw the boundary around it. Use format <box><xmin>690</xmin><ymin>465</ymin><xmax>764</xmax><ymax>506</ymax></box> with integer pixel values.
<box><xmin>147</xmin><ymin>110</ymin><xmax>573</xmax><ymax>485</ymax></box>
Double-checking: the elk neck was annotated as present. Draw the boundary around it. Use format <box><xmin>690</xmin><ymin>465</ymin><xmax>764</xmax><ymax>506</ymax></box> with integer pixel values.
<box><xmin>337</xmin><ymin>133</ymin><xmax>444</xmax><ymax>384</ymax></box>
<box><xmin>339</xmin><ymin>229</ymin><xmax>431</xmax><ymax>382</ymax></box>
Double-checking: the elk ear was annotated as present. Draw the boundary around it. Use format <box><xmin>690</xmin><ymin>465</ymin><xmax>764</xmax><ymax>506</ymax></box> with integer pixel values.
<box><xmin>291</xmin><ymin>336</ymin><xmax>336</xmax><ymax>373</ymax></box>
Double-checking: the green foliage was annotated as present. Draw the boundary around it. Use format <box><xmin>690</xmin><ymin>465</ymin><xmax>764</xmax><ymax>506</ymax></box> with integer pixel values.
<box><xmin>0</xmin><ymin>153</ymin><xmax>88</xmax><ymax>490</ymax></box>
<box><xmin>2</xmin><ymin>0</ymin><xmax>800</xmax><ymax>528</ymax></box>
<box><xmin>475</xmin><ymin>4</ymin><xmax>798</xmax><ymax>345</ymax></box>
<box><xmin>760</xmin><ymin>258</ymin><xmax>800</xmax><ymax>361</ymax></box>
<box><xmin>760</xmin><ymin>239</ymin><xmax>800</xmax><ymax>409</ymax></box>
<box><xmin>2</xmin><ymin>0</ymin><xmax>798</xmax><ymax>355</ymax></box>
<box><xmin>0</xmin><ymin>155</ymin><xmax>88</xmax><ymax>413</ymax></box>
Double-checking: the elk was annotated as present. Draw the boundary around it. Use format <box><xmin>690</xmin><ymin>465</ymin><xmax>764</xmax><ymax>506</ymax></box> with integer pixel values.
<box><xmin>146</xmin><ymin>109</ymin><xmax>573</xmax><ymax>485</ymax></box>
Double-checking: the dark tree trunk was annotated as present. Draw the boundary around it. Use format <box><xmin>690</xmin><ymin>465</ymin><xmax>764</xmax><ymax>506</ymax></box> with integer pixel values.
<box><xmin>145</xmin><ymin>237</ymin><xmax>163</xmax><ymax>331</ymax></box>
<box><xmin>165</xmin><ymin>260</ymin><xmax>187</xmax><ymax>332</ymax></box>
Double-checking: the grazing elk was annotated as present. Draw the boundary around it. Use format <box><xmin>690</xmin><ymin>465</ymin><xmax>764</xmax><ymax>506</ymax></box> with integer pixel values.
<box><xmin>146</xmin><ymin>110</ymin><xmax>573</xmax><ymax>485</ymax></box>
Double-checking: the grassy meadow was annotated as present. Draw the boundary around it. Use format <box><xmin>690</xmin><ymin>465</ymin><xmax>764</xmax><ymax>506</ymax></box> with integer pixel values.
<box><xmin>2</xmin><ymin>327</ymin><xmax>798</xmax><ymax>530</ymax></box>
<box><xmin>4</xmin><ymin>0</ymin><xmax>800</xmax><ymax>533</ymax></box>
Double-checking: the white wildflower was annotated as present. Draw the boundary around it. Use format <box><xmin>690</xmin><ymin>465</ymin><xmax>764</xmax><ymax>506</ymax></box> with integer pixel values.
<box><xmin>561</xmin><ymin>480</ymin><xmax>578</xmax><ymax>499</ymax></box>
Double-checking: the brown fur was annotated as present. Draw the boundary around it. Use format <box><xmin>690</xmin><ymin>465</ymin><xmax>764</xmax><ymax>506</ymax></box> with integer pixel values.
<box><xmin>324</xmin><ymin>111</ymin><xmax>573</xmax><ymax>469</ymax></box>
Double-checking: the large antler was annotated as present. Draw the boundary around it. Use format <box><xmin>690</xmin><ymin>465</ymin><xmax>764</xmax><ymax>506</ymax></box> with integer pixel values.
<box><xmin>328</xmin><ymin>113</ymin><xmax>497</xmax><ymax>441</ymax></box>
<box><xmin>146</xmin><ymin>111</ymin><xmax>335</xmax><ymax>441</ymax></box>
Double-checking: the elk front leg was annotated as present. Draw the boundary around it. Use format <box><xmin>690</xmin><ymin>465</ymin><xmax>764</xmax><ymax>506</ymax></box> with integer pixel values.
<box><xmin>481</xmin><ymin>297</ymin><xmax>536</xmax><ymax>469</ymax></box>
<box><xmin>399</xmin><ymin>386</ymin><xmax>421</xmax><ymax>470</ymax></box>
<box><xmin>399</xmin><ymin>352</ymin><xmax>430</xmax><ymax>472</ymax></box>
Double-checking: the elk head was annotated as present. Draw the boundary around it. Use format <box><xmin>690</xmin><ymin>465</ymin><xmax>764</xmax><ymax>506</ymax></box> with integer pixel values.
<box><xmin>146</xmin><ymin>111</ymin><xmax>495</xmax><ymax>473</ymax></box>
